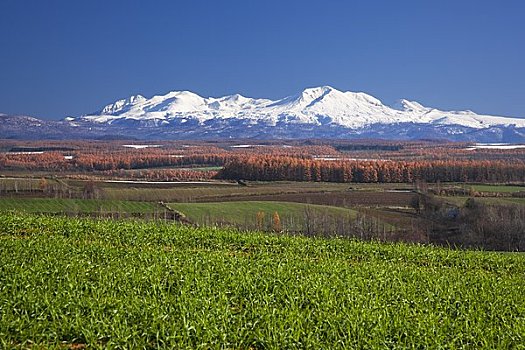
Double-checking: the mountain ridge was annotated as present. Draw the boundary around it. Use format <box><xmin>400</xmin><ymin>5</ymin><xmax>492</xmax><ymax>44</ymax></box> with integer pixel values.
<box><xmin>2</xmin><ymin>86</ymin><xmax>525</xmax><ymax>141</ymax></box>
<box><xmin>78</xmin><ymin>86</ymin><xmax>525</xmax><ymax>130</ymax></box>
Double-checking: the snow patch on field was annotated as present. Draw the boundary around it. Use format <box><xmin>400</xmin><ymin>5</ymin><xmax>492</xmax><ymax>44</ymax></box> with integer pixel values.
<box><xmin>122</xmin><ymin>144</ymin><xmax>162</xmax><ymax>149</ymax></box>
<box><xmin>6</xmin><ymin>151</ymin><xmax>44</xmax><ymax>155</ymax></box>
<box><xmin>464</xmin><ymin>143</ymin><xmax>525</xmax><ymax>150</ymax></box>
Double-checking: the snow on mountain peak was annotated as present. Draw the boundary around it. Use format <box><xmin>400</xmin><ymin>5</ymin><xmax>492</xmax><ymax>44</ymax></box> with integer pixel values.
<box><xmin>302</xmin><ymin>85</ymin><xmax>336</xmax><ymax>95</ymax></box>
<box><xmin>222</xmin><ymin>93</ymin><xmax>245</xmax><ymax>101</ymax></box>
<box><xmin>268</xmin><ymin>86</ymin><xmax>340</xmax><ymax>110</ymax></box>
<box><xmin>99</xmin><ymin>94</ymin><xmax>146</xmax><ymax>115</ymax></box>
<box><xmin>345</xmin><ymin>92</ymin><xmax>382</xmax><ymax>106</ymax></box>
<box><xmin>219</xmin><ymin>93</ymin><xmax>253</xmax><ymax>106</ymax></box>
<box><xmin>392</xmin><ymin>99</ymin><xmax>427</xmax><ymax>112</ymax></box>
<box><xmin>81</xmin><ymin>87</ymin><xmax>525</xmax><ymax>130</ymax></box>
<box><xmin>300</xmin><ymin>85</ymin><xmax>336</xmax><ymax>99</ymax></box>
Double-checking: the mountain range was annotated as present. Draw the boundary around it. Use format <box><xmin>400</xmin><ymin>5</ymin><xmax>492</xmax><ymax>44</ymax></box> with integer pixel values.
<box><xmin>2</xmin><ymin>86</ymin><xmax>525</xmax><ymax>141</ymax></box>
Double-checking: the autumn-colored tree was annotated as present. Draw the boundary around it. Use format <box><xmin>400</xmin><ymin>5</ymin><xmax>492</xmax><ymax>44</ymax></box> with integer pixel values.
<box><xmin>38</xmin><ymin>178</ymin><xmax>48</xmax><ymax>192</ymax></box>
<box><xmin>256</xmin><ymin>211</ymin><xmax>266</xmax><ymax>230</ymax></box>
<box><xmin>272</xmin><ymin>211</ymin><xmax>281</xmax><ymax>232</ymax></box>
<box><xmin>3</xmin><ymin>140</ymin><xmax>525</xmax><ymax>185</ymax></box>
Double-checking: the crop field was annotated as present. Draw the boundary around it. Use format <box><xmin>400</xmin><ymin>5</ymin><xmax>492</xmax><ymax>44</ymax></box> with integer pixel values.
<box><xmin>210</xmin><ymin>191</ymin><xmax>417</xmax><ymax>208</ymax></box>
<box><xmin>101</xmin><ymin>181</ymin><xmax>352</xmax><ymax>202</ymax></box>
<box><xmin>0</xmin><ymin>178</ymin><xmax>47</xmax><ymax>192</ymax></box>
<box><xmin>0</xmin><ymin>198</ymin><xmax>161</xmax><ymax>214</ymax></box>
<box><xmin>0</xmin><ymin>213</ymin><xmax>524</xmax><ymax>348</ymax></box>
<box><xmin>168</xmin><ymin>201</ymin><xmax>359</xmax><ymax>231</ymax></box>
<box><xmin>469</xmin><ymin>184</ymin><xmax>525</xmax><ymax>193</ymax></box>
<box><xmin>439</xmin><ymin>195</ymin><xmax>525</xmax><ymax>207</ymax></box>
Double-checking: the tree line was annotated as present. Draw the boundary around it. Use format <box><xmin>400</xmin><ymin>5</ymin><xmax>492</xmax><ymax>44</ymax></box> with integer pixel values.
<box><xmin>218</xmin><ymin>156</ymin><xmax>525</xmax><ymax>183</ymax></box>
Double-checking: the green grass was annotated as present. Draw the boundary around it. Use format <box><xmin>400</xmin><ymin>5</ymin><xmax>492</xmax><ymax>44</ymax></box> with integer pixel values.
<box><xmin>469</xmin><ymin>184</ymin><xmax>525</xmax><ymax>193</ymax></box>
<box><xmin>502</xmin><ymin>197</ymin><xmax>525</xmax><ymax>204</ymax></box>
<box><xmin>168</xmin><ymin>201</ymin><xmax>359</xmax><ymax>231</ymax></box>
<box><xmin>0</xmin><ymin>213</ymin><xmax>524</xmax><ymax>349</ymax></box>
<box><xmin>0</xmin><ymin>198</ymin><xmax>161</xmax><ymax>214</ymax></box>
<box><xmin>440</xmin><ymin>196</ymin><xmax>525</xmax><ymax>206</ymax></box>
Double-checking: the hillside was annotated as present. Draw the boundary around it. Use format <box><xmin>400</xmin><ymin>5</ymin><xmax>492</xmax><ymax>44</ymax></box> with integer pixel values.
<box><xmin>1</xmin><ymin>213</ymin><xmax>523</xmax><ymax>348</ymax></box>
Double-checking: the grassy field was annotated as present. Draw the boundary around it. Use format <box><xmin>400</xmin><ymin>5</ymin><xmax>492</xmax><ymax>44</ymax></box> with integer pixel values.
<box><xmin>0</xmin><ymin>213</ymin><xmax>524</xmax><ymax>348</ymax></box>
<box><xmin>0</xmin><ymin>198</ymin><xmax>161</xmax><ymax>214</ymax></box>
<box><xmin>168</xmin><ymin>201</ymin><xmax>359</xmax><ymax>231</ymax></box>
<box><xmin>210</xmin><ymin>191</ymin><xmax>416</xmax><ymax>208</ymax></box>
<box><xmin>440</xmin><ymin>195</ymin><xmax>525</xmax><ymax>206</ymax></box>
<box><xmin>502</xmin><ymin>197</ymin><xmax>525</xmax><ymax>205</ymax></box>
<box><xmin>469</xmin><ymin>184</ymin><xmax>525</xmax><ymax>193</ymax></box>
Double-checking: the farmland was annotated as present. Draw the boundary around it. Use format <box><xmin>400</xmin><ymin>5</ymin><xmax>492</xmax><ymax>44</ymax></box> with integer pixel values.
<box><xmin>1</xmin><ymin>139</ymin><xmax>524</xmax><ymax>250</ymax></box>
<box><xmin>469</xmin><ymin>184</ymin><xmax>525</xmax><ymax>193</ymax></box>
<box><xmin>1</xmin><ymin>176</ymin><xmax>524</xmax><ymax>249</ymax></box>
<box><xmin>1</xmin><ymin>139</ymin><xmax>525</xmax><ymax>347</ymax></box>
<box><xmin>168</xmin><ymin>201</ymin><xmax>360</xmax><ymax>233</ymax></box>
<box><xmin>1</xmin><ymin>213</ymin><xmax>524</xmax><ymax>348</ymax></box>
<box><xmin>0</xmin><ymin>198</ymin><xmax>161</xmax><ymax>214</ymax></box>
<box><xmin>101</xmin><ymin>181</ymin><xmax>351</xmax><ymax>202</ymax></box>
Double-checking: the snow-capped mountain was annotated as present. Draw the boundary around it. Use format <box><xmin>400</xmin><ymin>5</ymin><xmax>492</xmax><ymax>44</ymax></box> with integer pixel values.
<box><xmin>78</xmin><ymin>86</ymin><xmax>525</xmax><ymax>131</ymax></box>
<box><xmin>2</xmin><ymin>87</ymin><xmax>525</xmax><ymax>141</ymax></box>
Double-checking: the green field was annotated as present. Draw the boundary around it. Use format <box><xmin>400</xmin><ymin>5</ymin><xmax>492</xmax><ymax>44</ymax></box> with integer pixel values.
<box><xmin>0</xmin><ymin>198</ymin><xmax>161</xmax><ymax>214</ymax></box>
<box><xmin>168</xmin><ymin>201</ymin><xmax>359</xmax><ymax>231</ymax></box>
<box><xmin>0</xmin><ymin>213</ymin><xmax>524</xmax><ymax>348</ymax></box>
<box><xmin>469</xmin><ymin>184</ymin><xmax>525</xmax><ymax>193</ymax></box>
<box><xmin>440</xmin><ymin>195</ymin><xmax>525</xmax><ymax>206</ymax></box>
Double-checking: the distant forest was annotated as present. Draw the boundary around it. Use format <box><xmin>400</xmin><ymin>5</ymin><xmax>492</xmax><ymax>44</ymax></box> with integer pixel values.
<box><xmin>1</xmin><ymin>140</ymin><xmax>525</xmax><ymax>183</ymax></box>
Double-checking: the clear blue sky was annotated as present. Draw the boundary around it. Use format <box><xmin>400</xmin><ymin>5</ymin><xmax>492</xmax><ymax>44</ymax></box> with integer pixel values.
<box><xmin>1</xmin><ymin>0</ymin><xmax>524</xmax><ymax>119</ymax></box>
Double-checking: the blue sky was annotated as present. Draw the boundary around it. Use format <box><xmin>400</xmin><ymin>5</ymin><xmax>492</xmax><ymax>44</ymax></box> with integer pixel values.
<box><xmin>1</xmin><ymin>0</ymin><xmax>524</xmax><ymax>119</ymax></box>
